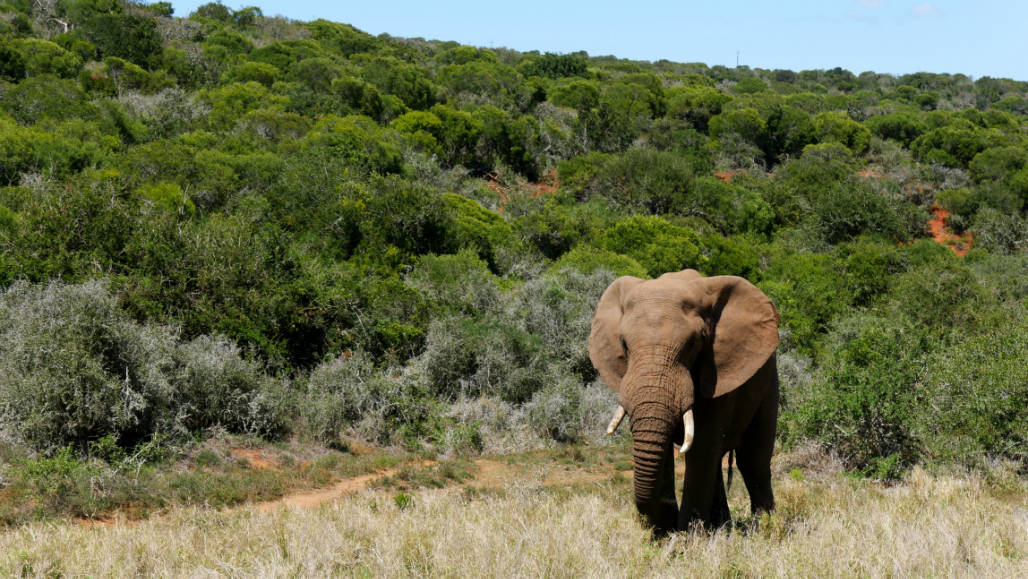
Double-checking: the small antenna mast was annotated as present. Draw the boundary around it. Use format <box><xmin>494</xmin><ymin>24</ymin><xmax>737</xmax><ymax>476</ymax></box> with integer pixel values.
<box><xmin>736</xmin><ymin>51</ymin><xmax>740</xmax><ymax>67</ymax></box>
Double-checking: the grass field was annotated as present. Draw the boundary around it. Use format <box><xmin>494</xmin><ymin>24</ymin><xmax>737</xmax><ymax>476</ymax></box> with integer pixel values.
<box><xmin>2</xmin><ymin>445</ymin><xmax>1026</xmax><ymax>577</ymax></box>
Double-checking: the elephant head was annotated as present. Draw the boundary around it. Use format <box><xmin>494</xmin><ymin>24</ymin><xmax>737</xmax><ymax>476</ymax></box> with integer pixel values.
<box><xmin>589</xmin><ymin>269</ymin><xmax>779</xmax><ymax>531</ymax></box>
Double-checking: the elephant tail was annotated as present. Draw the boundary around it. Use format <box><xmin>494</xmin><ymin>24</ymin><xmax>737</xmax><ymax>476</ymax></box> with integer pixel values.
<box><xmin>726</xmin><ymin>449</ymin><xmax>735</xmax><ymax>493</ymax></box>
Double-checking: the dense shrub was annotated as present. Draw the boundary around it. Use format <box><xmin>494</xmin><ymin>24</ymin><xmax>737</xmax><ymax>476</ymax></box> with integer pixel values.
<box><xmin>406</xmin><ymin>250</ymin><xmax>502</xmax><ymax>316</ymax></box>
<box><xmin>866</xmin><ymin>112</ymin><xmax>927</xmax><ymax>146</ymax></box>
<box><xmin>805</xmin><ymin>180</ymin><xmax>923</xmax><ymax>245</ymax></box>
<box><xmin>915</xmin><ymin>319</ymin><xmax>1028</xmax><ymax>468</ymax></box>
<box><xmin>513</xmin><ymin>269</ymin><xmax>614</xmax><ymax>381</ymax></box>
<box><xmin>413</xmin><ymin>315</ymin><xmax>547</xmax><ymax>404</ymax></box>
<box><xmin>0</xmin><ymin>281</ymin><xmax>286</xmax><ymax>453</ymax></box>
<box><xmin>582</xmin><ymin>148</ymin><xmax>697</xmax><ymax>215</ymax></box>
<box><xmin>781</xmin><ymin>314</ymin><xmax>931</xmax><ymax>476</ymax></box>
<box><xmin>78</xmin><ymin>13</ymin><xmax>163</xmax><ymax>68</ymax></box>
<box><xmin>440</xmin><ymin>193</ymin><xmax>513</xmax><ymax>266</ymax></box>
<box><xmin>970</xmin><ymin>208</ymin><xmax>1028</xmax><ymax>254</ymax></box>
<box><xmin>598</xmin><ymin>215</ymin><xmax>706</xmax><ymax>277</ymax></box>
<box><xmin>300</xmin><ymin>349</ymin><xmax>408</xmax><ymax>444</ymax></box>
<box><xmin>550</xmin><ymin>246</ymin><xmax>648</xmax><ymax>278</ymax></box>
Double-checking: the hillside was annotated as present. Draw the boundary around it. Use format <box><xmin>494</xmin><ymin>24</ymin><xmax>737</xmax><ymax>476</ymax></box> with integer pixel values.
<box><xmin>0</xmin><ymin>0</ymin><xmax>1026</xmax><ymax>535</ymax></box>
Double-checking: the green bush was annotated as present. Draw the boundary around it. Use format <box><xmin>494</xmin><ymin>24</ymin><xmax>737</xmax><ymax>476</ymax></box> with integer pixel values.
<box><xmin>886</xmin><ymin>261</ymin><xmax>989</xmax><ymax>337</ymax></box>
<box><xmin>357</xmin><ymin>55</ymin><xmax>436</xmax><ymax>110</ymax></box>
<box><xmin>689</xmin><ymin>176</ymin><xmax>774</xmax><ymax>235</ymax></box>
<box><xmin>812</xmin><ymin>111</ymin><xmax>871</xmax><ymax>154</ymax></box>
<box><xmin>759</xmin><ymin>249</ymin><xmax>854</xmax><ymax>353</ymax></box>
<box><xmin>520</xmin><ymin>52</ymin><xmax>588</xmax><ymax>79</ymax></box>
<box><xmin>198</xmin><ymin>81</ymin><xmax>288</xmax><ymax>130</ymax></box>
<box><xmin>440</xmin><ymin>193</ymin><xmax>513</xmax><ymax>266</ymax></box>
<box><xmin>550</xmin><ymin>246</ymin><xmax>648</xmax><ymax>278</ymax></box>
<box><xmin>223</xmin><ymin>61</ymin><xmax>281</xmax><ymax>87</ymax></box>
<box><xmin>303</xmin><ymin>115</ymin><xmax>403</xmax><ymax>175</ymax></box>
<box><xmin>598</xmin><ymin>215</ymin><xmax>706</xmax><ymax>277</ymax></box>
<box><xmin>665</xmin><ymin>86</ymin><xmax>730</xmax><ymax>133</ymax></box>
<box><xmin>12</xmin><ymin>38</ymin><xmax>82</xmax><ymax>77</ymax></box>
<box><xmin>406</xmin><ymin>250</ymin><xmax>501</xmax><ymax>316</ymax></box>
<box><xmin>135</xmin><ymin>182</ymin><xmax>195</xmax><ymax>217</ymax></box>
<box><xmin>331</xmin><ymin>75</ymin><xmax>385</xmax><ymax>120</ymax></box>
<box><xmin>549</xmin><ymin>79</ymin><xmax>600</xmax><ymax>110</ymax></box>
<box><xmin>698</xmin><ymin>233</ymin><xmax>763</xmax><ymax>278</ymax></box>
<box><xmin>0</xmin><ymin>75</ymin><xmax>97</xmax><ymax>125</ymax></box>
<box><xmin>781</xmin><ymin>314</ymin><xmax>930</xmax><ymax>474</ymax></box>
<box><xmin>865</xmin><ymin>112</ymin><xmax>927</xmax><ymax>146</ymax></box>
<box><xmin>915</xmin><ymin>318</ymin><xmax>1028</xmax><ymax>468</ymax></box>
<box><xmin>78</xmin><ymin>13</ymin><xmax>163</xmax><ymax>68</ymax></box>
<box><xmin>515</xmin><ymin>197</ymin><xmax>589</xmax><ymax>259</ymax></box>
<box><xmin>584</xmin><ymin>148</ymin><xmax>697</xmax><ymax>215</ymax></box>
<box><xmin>805</xmin><ymin>180</ymin><xmax>924</xmax><ymax>245</ymax></box>
<box><xmin>911</xmin><ymin>125</ymin><xmax>988</xmax><ymax>169</ymax></box>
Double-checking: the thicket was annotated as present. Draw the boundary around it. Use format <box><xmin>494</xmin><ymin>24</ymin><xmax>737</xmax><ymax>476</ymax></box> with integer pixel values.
<box><xmin>0</xmin><ymin>1</ymin><xmax>1025</xmax><ymax>480</ymax></box>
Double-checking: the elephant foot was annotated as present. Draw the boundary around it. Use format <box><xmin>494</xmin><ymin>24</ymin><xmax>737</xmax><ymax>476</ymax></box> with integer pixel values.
<box><xmin>638</xmin><ymin>502</ymin><xmax>678</xmax><ymax>537</ymax></box>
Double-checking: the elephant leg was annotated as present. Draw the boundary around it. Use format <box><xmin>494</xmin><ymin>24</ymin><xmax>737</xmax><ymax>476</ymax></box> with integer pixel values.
<box><xmin>679</xmin><ymin>447</ymin><xmax>723</xmax><ymax>531</ymax></box>
<box><xmin>710</xmin><ymin>462</ymin><xmax>731</xmax><ymax>529</ymax></box>
<box><xmin>736</xmin><ymin>386</ymin><xmax>778</xmax><ymax>515</ymax></box>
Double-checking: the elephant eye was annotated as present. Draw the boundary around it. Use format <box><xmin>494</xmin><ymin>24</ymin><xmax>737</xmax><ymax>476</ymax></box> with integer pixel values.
<box><xmin>619</xmin><ymin>337</ymin><xmax>629</xmax><ymax>354</ymax></box>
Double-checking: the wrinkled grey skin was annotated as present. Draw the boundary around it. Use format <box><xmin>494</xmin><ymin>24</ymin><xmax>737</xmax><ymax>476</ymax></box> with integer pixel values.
<box><xmin>589</xmin><ymin>269</ymin><xmax>780</xmax><ymax>534</ymax></box>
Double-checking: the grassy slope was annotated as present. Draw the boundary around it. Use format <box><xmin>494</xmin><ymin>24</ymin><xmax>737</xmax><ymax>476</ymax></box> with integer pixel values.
<box><xmin>2</xmin><ymin>447</ymin><xmax>1026</xmax><ymax>577</ymax></box>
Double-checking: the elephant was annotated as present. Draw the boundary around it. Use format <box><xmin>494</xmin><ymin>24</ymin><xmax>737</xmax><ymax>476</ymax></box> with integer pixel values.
<box><xmin>589</xmin><ymin>269</ymin><xmax>780</xmax><ymax>534</ymax></box>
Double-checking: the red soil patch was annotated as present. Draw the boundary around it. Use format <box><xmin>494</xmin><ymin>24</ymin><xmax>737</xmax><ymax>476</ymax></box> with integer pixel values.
<box><xmin>928</xmin><ymin>203</ymin><xmax>973</xmax><ymax>257</ymax></box>
<box><xmin>857</xmin><ymin>169</ymin><xmax>882</xmax><ymax>179</ymax></box>
<box><xmin>230</xmin><ymin>448</ymin><xmax>277</xmax><ymax>470</ymax></box>
<box><xmin>532</xmin><ymin>169</ymin><xmax>559</xmax><ymax>195</ymax></box>
<box><xmin>714</xmin><ymin>170</ymin><xmax>741</xmax><ymax>183</ymax></box>
<box><xmin>488</xmin><ymin>169</ymin><xmax>559</xmax><ymax>213</ymax></box>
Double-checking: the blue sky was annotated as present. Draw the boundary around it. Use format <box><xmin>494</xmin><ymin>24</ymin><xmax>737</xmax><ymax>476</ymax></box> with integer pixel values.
<box><xmin>170</xmin><ymin>1</ymin><xmax>1028</xmax><ymax>80</ymax></box>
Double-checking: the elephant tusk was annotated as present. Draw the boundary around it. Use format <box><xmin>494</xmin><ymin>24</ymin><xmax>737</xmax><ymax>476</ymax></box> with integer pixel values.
<box><xmin>606</xmin><ymin>405</ymin><xmax>626</xmax><ymax>435</ymax></box>
<box><xmin>681</xmin><ymin>409</ymin><xmax>695</xmax><ymax>453</ymax></box>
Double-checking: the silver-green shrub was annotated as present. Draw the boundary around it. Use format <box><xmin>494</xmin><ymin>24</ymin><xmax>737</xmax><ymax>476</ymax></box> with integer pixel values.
<box><xmin>413</xmin><ymin>315</ymin><xmax>547</xmax><ymax>403</ymax></box>
<box><xmin>171</xmin><ymin>334</ymin><xmax>287</xmax><ymax>437</ymax></box>
<box><xmin>302</xmin><ymin>349</ymin><xmax>382</xmax><ymax>441</ymax></box>
<box><xmin>523</xmin><ymin>377</ymin><xmax>618</xmax><ymax>443</ymax></box>
<box><xmin>0</xmin><ymin>280</ymin><xmax>284</xmax><ymax>452</ymax></box>
<box><xmin>511</xmin><ymin>268</ymin><xmax>614</xmax><ymax>381</ymax></box>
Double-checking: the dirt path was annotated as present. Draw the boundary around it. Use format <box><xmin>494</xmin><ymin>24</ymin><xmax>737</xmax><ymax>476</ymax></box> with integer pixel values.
<box><xmin>76</xmin><ymin>449</ymin><xmax>713</xmax><ymax>527</ymax></box>
<box><xmin>254</xmin><ymin>468</ymin><xmax>405</xmax><ymax>513</ymax></box>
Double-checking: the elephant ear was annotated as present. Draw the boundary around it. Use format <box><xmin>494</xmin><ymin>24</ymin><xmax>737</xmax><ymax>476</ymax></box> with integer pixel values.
<box><xmin>589</xmin><ymin>275</ymin><xmax>644</xmax><ymax>393</ymax></box>
<box><xmin>693</xmin><ymin>276</ymin><xmax>780</xmax><ymax>398</ymax></box>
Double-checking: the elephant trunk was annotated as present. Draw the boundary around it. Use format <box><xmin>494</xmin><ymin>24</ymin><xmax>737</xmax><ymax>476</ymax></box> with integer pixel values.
<box><xmin>626</xmin><ymin>353</ymin><xmax>693</xmax><ymax>533</ymax></box>
<box><xmin>630</xmin><ymin>407</ymin><xmax>673</xmax><ymax>499</ymax></box>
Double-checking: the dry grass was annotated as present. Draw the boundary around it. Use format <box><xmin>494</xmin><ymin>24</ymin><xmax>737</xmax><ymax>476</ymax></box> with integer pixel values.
<box><xmin>2</xmin><ymin>460</ymin><xmax>1026</xmax><ymax>577</ymax></box>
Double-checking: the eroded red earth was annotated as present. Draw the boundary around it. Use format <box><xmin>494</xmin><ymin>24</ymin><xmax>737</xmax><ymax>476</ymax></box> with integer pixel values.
<box><xmin>927</xmin><ymin>203</ymin><xmax>973</xmax><ymax>256</ymax></box>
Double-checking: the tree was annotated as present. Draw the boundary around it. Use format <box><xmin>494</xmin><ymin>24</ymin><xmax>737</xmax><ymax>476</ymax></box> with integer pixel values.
<box><xmin>79</xmin><ymin>13</ymin><xmax>163</xmax><ymax>68</ymax></box>
<box><xmin>519</xmin><ymin>52</ymin><xmax>588</xmax><ymax>79</ymax></box>
<box><xmin>813</xmin><ymin>112</ymin><xmax>871</xmax><ymax>154</ymax></box>
<box><xmin>865</xmin><ymin>112</ymin><xmax>927</xmax><ymax>146</ymax></box>
<box><xmin>12</xmin><ymin>38</ymin><xmax>81</xmax><ymax>77</ymax></box>
<box><xmin>358</xmin><ymin>55</ymin><xmax>436</xmax><ymax>110</ymax></box>
<box><xmin>665</xmin><ymin>86</ymin><xmax>731</xmax><ymax>133</ymax></box>
<box><xmin>548</xmin><ymin>80</ymin><xmax>600</xmax><ymax>110</ymax></box>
